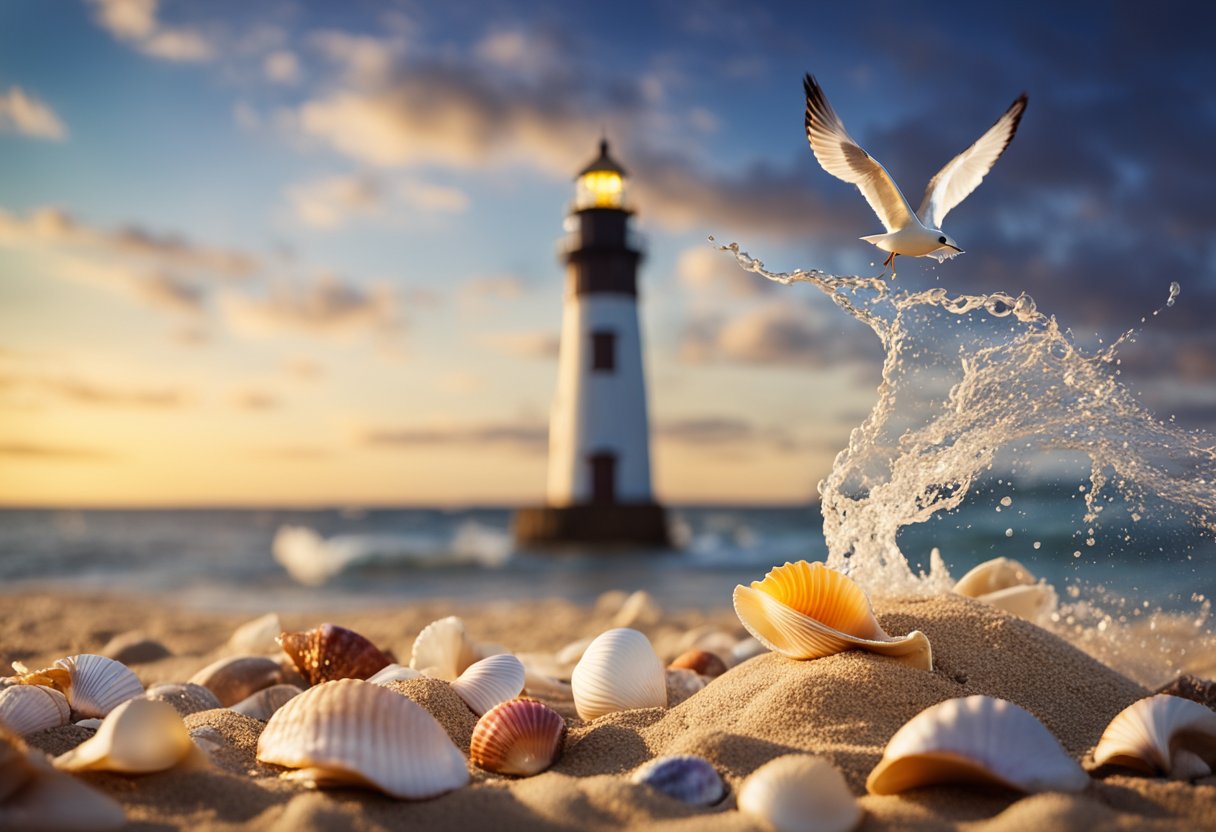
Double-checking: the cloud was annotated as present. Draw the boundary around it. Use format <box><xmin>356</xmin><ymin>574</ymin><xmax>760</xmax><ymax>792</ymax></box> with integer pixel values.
<box><xmin>481</xmin><ymin>331</ymin><xmax>560</xmax><ymax>359</ymax></box>
<box><xmin>312</xmin><ymin>30</ymin><xmax>403</xmax><ymax>87</ymax></box>
<box><xmin>461</xmin><ymin>274</ymin><xmax>526</xmax><ymax>303</ymax></box>
<box><xmin>264</xmin><ymin>50</ymin><xmax>301</xmax><ymax>85</ymax></box>
<box><xmin>681</xmin><ymin>300</ymin><xmax>880</xmax><ymax>368</ymax></box>
<box><xmin>220</xmin><ymin>274</ymin><xmax>401</xmax><ymax>340</ymax></box>
<box><xmin>285</xmin><ymin>174</ymin><xmax>468</xmax><ymax>230</ymax></box>
<box><xmin>654</xmin><ymin>416</ymin><xmax>813</xmax><ymax>454</ymax></box>
<box><xmin>0</xmin><ymin>87</ymin><xmax>67</xmax><ymax>141</ymax></box>
<box><xmin>232</xmin><ymin>388</ymin><xmax>279</xmax><ymax>410</ymax></box>
<box><xmin>677</xmin><ymin>245</ymin><xmax>770</xmax><ymax>299</ymax></box>
<box><xmin>0</xmin><ymin>442</ymin><xmax>114</xmax><ymax>461</ymax></box>
<box><xmin>0</xmin><ymin>372</ymin><xmax>187</xmax><ymax>408</ymax></box>
<box><xmin>88</xmin><ymin>0</ymin><xmax>213</xmax><ymax>62</ymax></box>
<box><xmin>363</xmin><ymin>422</ymin><xmax>547</xmax><ymax>453</ymax></box>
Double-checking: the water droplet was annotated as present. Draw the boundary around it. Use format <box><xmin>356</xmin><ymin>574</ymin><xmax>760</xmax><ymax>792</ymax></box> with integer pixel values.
<box><xmin>1004</xmin><ymin>528</ymin><xmax>1013</xmax><ymax>537</ymax></box>
<box><xmin>1033</xmin><ymin>541</ymin><xmax>1041</xmax><ymax>550</ymax></box>
<box><xmin>999</xmin><ymin>496</ymin><xmax>1012</xmax><ymax>507</ymax></box>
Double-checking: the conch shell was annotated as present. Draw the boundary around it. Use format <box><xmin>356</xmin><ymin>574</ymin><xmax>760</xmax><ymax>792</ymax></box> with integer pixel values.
<box><xmin>733</xmin><ymin>561</ymin><xmax>933</xmax><ymax>671</ymax></box>
<box><xmin>952</xmin><ymin>556</ymin><xmax>1057</xmax><ymax>620</ymax></box>
<box><xmin>1092</xmin><ymin>694</ymin><xmax>1216</xmax><ymax>779</ymax></box>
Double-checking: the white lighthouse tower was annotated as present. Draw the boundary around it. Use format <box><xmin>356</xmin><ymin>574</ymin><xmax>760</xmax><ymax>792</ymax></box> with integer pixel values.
<box><xmin>514</xmin><ymin>139</ymin><xmax>668</xmax><ymax>546</ymax></box>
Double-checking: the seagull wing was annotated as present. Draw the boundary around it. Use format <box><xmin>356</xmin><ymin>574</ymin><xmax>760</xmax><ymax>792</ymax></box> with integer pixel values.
<box><xmin>804</xmin><ymin>74</ymin><xmax>916</xmax><ymax>233</ymax></box>
<box><xmin>917</xmin><ymin>93</ymin><xmax>1028</xmax><ymax>229</ymax></box>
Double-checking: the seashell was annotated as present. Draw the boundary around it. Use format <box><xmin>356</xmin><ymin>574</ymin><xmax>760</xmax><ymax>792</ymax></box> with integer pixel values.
<box><xmin>522</xmin><ymin>670</ymin><xmax>573</xmax><ymax>701</ymax></box>
<box><xmin>145</xmin><ymin>682</ymin><xmax>223</xmax><ymax>717</ymax></box>
<box><xmin>866</xmin><ymin>695</ymin><xmax>1088</xmax><ymax>794</ymax></box>
<box><xmin>231</xmin><ymin>684</ymin><xmax>303</xmax><ymax>721</ymax></box>
<box><xmin>571</xmin><ymin>628</ymin><xmax>667</xmax><ymax>721</ymax></box>
<box><xmin>665</xmin><ymin>668</ymin><xmax>706</xmax><ymax>706</ymax></box>
<box><xmin>669</xmin><ymin>649</ymin><xmax>727</xmax><ymax>678</ymax></box>
<box><xmin>555</xmin><ymin>636</ymin><xmax>596</xmax><ymax>669</ymax></box>
<box><xmin>1154</xmin><ymin>673</ymin><xmax>1216</xmax><ymax>710</ymax></box>
<box><xmin>738</xmin><ymin>755</ymin><xmax>862</xmax><ymax>832</ymax></box>
<box><xmin>612</xmin><ymin>589</ymin><xmax>662</xmax><ymax>629</ymax></box>
<box><xmin>8</xmin><ymin>661</ymin><xmax>72</xmax><ymax>696</ymax></box>
<box><xmin>0</xmin><ymin>685</ymin><xmax>70</xmax><ymax>736</ymax></box>
<box><xmin>75</xmin><ymin>718</ymin><xmax>103</xmax><ymax>729</ymax></box>
<box><xmin>189</xmin><ymin>655</ymin><xmax>285</xmax><ymax>707</ymax></box>
<box><xmin>54</xmin><ymin>698</ymin><xmax>200</xmax><ymax>774</ymax></box>
<box><xmin>630</xmin><ymin>754</ymin><xmax>724</xmax><ymax>805</ymax></box>
<box><xmin>469</xmin><ymin>698</ymin><xmax>565</xmax><ymax>776</ymax></box>
<box><xmin>731</xmin><ymin>637</ymin><xmax>767</xmax><ymax>665</ymax></box>
<box><xmin>451</xmin><ymin>654</ymin><xmax>526</xmax><ymax>716</ymax></box>
<box><xmin>0</xmin><ymin>725</ymin><xmax>127</xmax><ymax>831</ymax></box>
<box><xmin>257</xmin><ymin>678</ymin><xmax>469</xmax><ymax>800</ymax></box>
<box><xmin>733</xmin><ymin>561</ymin><xmax>933</xmax><ymax>671</ymax></box>
<box><xmin>53</xmin><ymin>654</ymin><xmax>144</xmax><ymax>719</ymax></box>
<box><xmin>278</xmin><ymin>623</ymin><xmax>394</xmax><ymax>686</ymax></box>
<box><xmin>226</xmin><ymin>612</ymin><xmax>283</xmax><ymax>655</ymax></box>
<box><xmin>953</xmin><ymin>557</ymin><xmax>1057</xmax><ymax>620</ymax></box>
<box><xmin>1091</xmin><ymin>694</ymin><xmax>1216</xmax><ymax>779</ymax></box>
<box><xmin>410</xmin><ymin>616</ymin><xmax>480</xmax><ymax>681</ymax></box>
<box><xmin>366</xmin><ymin>663</ymin><xmax>423</xmax><ymax>686</ymax></box>
<box><xmin>100</xmin><ymin>631</ymin><xmax>171</xmax><ymax>665</ymax></box>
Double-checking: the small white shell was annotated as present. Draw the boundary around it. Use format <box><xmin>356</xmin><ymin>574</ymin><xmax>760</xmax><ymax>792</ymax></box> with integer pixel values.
<box><xmin>230</xmin><ymin>684</ymin><xmax>303</xmax><ymax>721</ymax></box>
<box><xmin>738</xmin><ymin>755</ymin><xmax>862</xmax><ymax>832</ymax></box>
<box><xmin>0</xmin><ymin>685</ymin><xmax>70</xmax><ymax>735</ymax></box>
<box><xmin>451</xmin><ymin>654</ymin><xmax>526</xmax><ymax>716</ymax></box>
<box><xmin>257</xmin><ymin>678</ymin><xmax>469</xmax><ymax>800</ymax></box>
<box><xmin>366</xmin><ymin>663</ymin><xmax>424</xmax><ymax>686</ymax></box>
<box><xmin>410</xmin><ymin>616</ymin><xmax>480</xmax><ymax>681</ymax></box>
<box><xmin>54</xmin><ymin>698</ymin><xmax>198</xmax><ymax>774</ymax></box>
<box><xmin>571</xmin><ymin>628</ymin><xmax>666</xmax><ymax>721</ymax></box>
<box><xmin>866</xmin><ymin>695</ymin><xmax>1088</xmax><ymax>794</ymax></box>
<box><xmin>1092</xmin><ymin>694</ymin><xmax>1216</xmax><ymax>778</ymax></box>
<box><xmin>953</xmin><ymin>557</ymin><xmax>1057</xmax><ymax>620</ymax></box>
<box><xmin>53</xmin><ymin>654</ymin><xmax>144</xmax><ymax>719</ymax></box>
<box><xmin>226</xmin><ymin>612</ymin><xmax>283</xmax><ymax>655</ymax></box>
<box><xmin>0</xmin><ymin>726</ymin><xmax>127</xmax><ymax>831</ymax></box>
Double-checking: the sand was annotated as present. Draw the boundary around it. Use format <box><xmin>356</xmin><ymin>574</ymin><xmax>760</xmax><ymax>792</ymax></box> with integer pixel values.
<box><xmin>2</xmin><ymin>590</ymin><xmax>1214</xmax><ymax>831</ymax></box>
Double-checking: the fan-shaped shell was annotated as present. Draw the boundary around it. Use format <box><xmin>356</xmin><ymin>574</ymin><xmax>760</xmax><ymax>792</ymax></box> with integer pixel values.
<box><xmin>866</xmin><ymin>695</ymin><xmax>1088</xmax><ymax>794</ymax></box>
<box><xmin>54</xmin><ymin>698</ymin><xmax>198</xmax><ymax>774</ymax></box>
<box><xmin>469</xmin><ymin>698</ymin><xmax>565</xmax><ymax>776</ymax></box>
<box><xmin>1092</xmin><ymin>694</ymin><xmax>1216</xmax><ymax>778</ymax></box>
<box><xmin>366</xmin><ymin>663</ymin><xmax>423</xmax><ymax>686</ymax></box>
<box><xmin>189</xmin><ymin>655</ymin><xmax>285</xmax><ymax>707</ymax></box>
<box><xmin>571</xmin><ymin>628</ymin><xmax>667</xmax><ymax>721</ymax></box>
<box><xmin>410</xmin><ymin>616</ymin><xmax>480</xmax><ymax>681</ymax></box>
<box><xmin>451</xmin><ymin>654</ymin><xmax>525</xmax><ymax>716</ymax></box>
<box><xmin>733</xmin><ymin>561</ymin><xmax>933</xmax><ymax>671</ymax></box>
<box><xmin>0</xmin><ymin>685</ymin><xmax>70</xmax><ymax>736</ymax></box>
<box><xmin>231</xmin><ymin>684</ymin><xmax>303</xmax><ymax>721</ymax></box>
<box><xmin>277</xmin><ymin>623</ymin><xmax>394</xmax><ymax>686</ymax></box>
<box><xmin>631</xmin><ymin>754</ymin><xmax>725</xmax><ymax>806</ymax></box>
<box><xmin>0</xmin><ymin>725</ymin><xmax>127</xmax><ymax>831</ymax></box>
<box><xmin>257</xmin><ymin>678</ymin><xmax>469</xmax><ymax>800</ymax></box>
<box><xmin>953</xmin><ymin>557</ymin><xmax>1057</xmax><ymax>620</ymax></box>
<box><xmin>53</xmin><ymin>654</ymin><xmax>144</xmax><ymax>719</ymax></box>
<box><xmin>738</xmin><ymin>755</ymin><xmax>862</xmax><ymax>832</ymax></box>
<box><xmin>144</xmin><ymin>682</ymin><xmax>223</xmax><ymax>717</ymax></box>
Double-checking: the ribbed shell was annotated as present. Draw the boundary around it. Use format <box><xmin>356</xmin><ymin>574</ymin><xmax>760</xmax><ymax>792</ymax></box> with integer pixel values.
<box><xmin>410</xmin><ymin>616</ymin><xmax>479</xmax><ymax>681</ymax></box>
<box><xmin>469</xmin><ymin>698</ymin><xmax>565</xmax><ymax>776</ymax></box>
<box><xmin>866</xmin><ymin>695</ymin><xmax>1089</xmax><ymax>794</ymax></box>
<box><xmin>53</xmin><ymin>654</ymin><xmax>144</xmax><ymax>719</ymax></box>
<box><xmin>188</xmin><ymin>655</ymin><xmax>285</xmax><ymax>707</ymax></box>
<box><xmin>278</xmin><ymin>623</ymin><xmax>394</xmax><ymax>686</ymax></box>
<box><xmin>733</xmin><ymin>561</ymin><xmax>933</xmax><ymax>671</ymax></box>
<box><xmin>144</xmin><ymin>683</ymin><xmax>223</xmax><ymax>717</ymax></box>
<box><xmin>451</xmin><ymin>654</ymin><xmax>526</xmax><ymax>716</ymax></box>
<box><xmin>231</xmin><ymin>685</ymin><xmax>303</xmax><ymax>721</ymax></box>
<box><xmin>0</xmin><ymin>685</ymin><xmax>70</xmax><ymax>735</ymax></box>
<box><xmin>738</xmin><ymin>755</ymin><xmax>862</xmax><ymax>832</ymax></box>
<box><xmin>571</xmin><ymin>628</ymin><xmax>667</xmax><ymax>721</ymax></box>
<box><xmin>1092</xmin><ymin>694</ymin><xmax>1216</xmax><ymax>778</ymax></box>
<box><xmin>257</xmin><ymin>678</ymin><xmax>469</xmax><ymax>800</ymax></box>
<box><xmin>631</xmin><ymin>755</ymin><xmax>725</xmax><ymax>806</ymax></box>
<box><xmin>54</xmin><ymin>698</ymin><xmax>195</xmax><ymax>774</ymax></box>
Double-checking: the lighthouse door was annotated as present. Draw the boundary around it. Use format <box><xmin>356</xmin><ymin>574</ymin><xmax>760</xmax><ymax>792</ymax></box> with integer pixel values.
<box><xmin>589</xmin><ymin>452</ymin><xmax>617</xmax><ymax>505</ymax></box>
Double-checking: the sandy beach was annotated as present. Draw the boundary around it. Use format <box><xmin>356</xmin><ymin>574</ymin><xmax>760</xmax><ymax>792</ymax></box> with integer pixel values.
<box><xmin>2</xmin><ymin>588</ymin><xmax>1213</xmax><ymax>831</ymax></box>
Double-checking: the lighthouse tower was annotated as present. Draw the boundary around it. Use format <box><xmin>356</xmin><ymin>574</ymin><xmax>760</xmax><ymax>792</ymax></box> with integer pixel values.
<box><xmin>514</xmin><ymin>140</ymin><xmax>669</xmax><ymax>546</ymax></box>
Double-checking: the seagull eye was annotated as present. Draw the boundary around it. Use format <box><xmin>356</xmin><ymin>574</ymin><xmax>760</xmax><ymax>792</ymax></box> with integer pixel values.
<box><xmin>938</xmin><ymin>236</ymin><xmax>947</xmax><ymax>244</ymax></box>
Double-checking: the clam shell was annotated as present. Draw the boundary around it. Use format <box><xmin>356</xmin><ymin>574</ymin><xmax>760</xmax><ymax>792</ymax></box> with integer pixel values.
<box><xmin>145</xmin><ymin>682</ymin><xmax>223</xmax><ymax>717</ymax></box>
<box><xmin>733</xmin><ymin>561</ymin><xmax>933</xmax><ymax>671</ymax></box>
<box><xmin>366</xmin><ymin>663</ymin><xmax>424</xmax><ymax>686</ymax></box>
<box><xmin>669</xmin><ymin>649</ymin><xmax>727</xmax><ymax>678</ymax></box>
<box><xmin>1092</xmin><ymin>694</ymin><xmax>1216</xmax><ymax>778</ymax></box>
<box><xmin>189</xmin><ymin>655</ymin><xmax>285</xmax><ymax>707</ymax></box>
<box><xmin>53</xmin><ymin>654</ymin><xmax>144</xmax><ymax>719</ymax></box>
<box><xmin>571</xmin><ymin>628</ymin><xmax>666</xmax><ymax>721</ymax></box>
<box><xmin>0</xmin><ymin>725</ymin><xmax>127</xmax><ymax>830</ymax></box>
<box><xmin>630</xmin><ymin>754</ymin><xmax>724</xmax><ymax>806</ymax></box>
<box><xmin>738</xmin><ymin>755</ymin><xmax>862</xmax><ymax>832</ymax></box>
<box><xmin>469</xmin><ymin>698</ymin><xmax>565</xmax><ymax>776</ymax></box>
<box><xmin>231</xmin><ymin>684</ymin><xmax>303</xmax><ymax>721</ymax></box>
<box><xmin>410</xmin><ymin>616</ymin><xmax>480</xmax><ymax>681</ymax></box>
<box><xmin>257</xmin><ymin>678</ymin><xmax>469</xmax><ymax>800</ymax></box>
<box><xmin>451</xmin><ymin>654</ymin><xmax>526</xmax><ymax>716</ymax></box>
<box><xmin>278</xmin><ymin>623</ymin><xmax>394</xmax><ymax>686</ymax></box>
<box><xmin>54</xmin><ymin>698</ymin><xmax>199</xmax><ymax>774</ymax></box>
<box><xmin>226</xmin><ymin>612</ymin><xmax>283</xmax><ymax>655</ymax></box>
<box><xmin>0</xmin><ymin>685</ymin><xmax>70</xmax><ymax>736</ymax></box>
<box><xmin>866</xmin><ymin>695</ymin><xmax>1088</xmax><ymax>794</ymax></box>
<box><xmin>953</xmin><ymin>557</ymin><xmax>1057</xmax><ymax>620</ymax></box>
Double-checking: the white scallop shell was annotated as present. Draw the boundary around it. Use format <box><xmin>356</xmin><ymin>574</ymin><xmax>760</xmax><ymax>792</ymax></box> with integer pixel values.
<box><xmin>410</xmin><ymin>616</ymin><xmax>480</xmax><ymax>681</ymax></box>
<box><xmin>571</xmin><ymin>628</ymin><xmax>666</xmax><ymax>721</ymax></box>
<box><xmin>257</xmin><ymin>678</ymin><xmax>469</xmax><ymax>800</ymax></box>
<box><xmin>738</xmin><ymin>755</ymin><xmax>862</xmax><ymax>832</ymax></box>
<box><xmin>1092</xmin><ymin>694</ymin><xmax>1216</xmax><ymax>778</ymax></box>
<box><xmin>230</xmin><ymin>684</ymin><xmax>303</xmax><ymax>721</ymax></box>
<box><xmin>733</xmin><ymin>561</ymin><xmax>933</xmax><ymax>671</ymax></box>
<box><xmin>0</xmin><ymin>726</ymin><xmax>127</xmax><ymax>831</ymax></box>
<box><xmin>953</xmin><ymin>557</ymin><xmax>1057</xmax><ymax>620</ymax></box>
<box><xmin>366</xmin><ymin>663</ymin><xmax>424</xmax><ymax>686</ymax></box>
<box><xmin>451</xmin><ymin>654</ymin><xmax>526</xmax><ymax>716</ymax></box>
<box><xmin>866</xmin><ymin>695</ymin><xmax>1088</xmax><ymax>794</ymax></box>
<box><xmin>54</xmin><ymin>698</ymin><xmax>198</xmax><ymax>774</ymax></box>
<box><xmin>53</xmin><ymin>654</ymin><xmax>144</xmax><ymax>719</ymax></box>
<box><xmin>0</xmin><ymin>685</ymin><xmax>70</xmax><ymax>736</ymax></box>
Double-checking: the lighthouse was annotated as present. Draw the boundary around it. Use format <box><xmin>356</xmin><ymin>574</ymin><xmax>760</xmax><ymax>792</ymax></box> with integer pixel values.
<box><xmin>514</xmin><ymin>140</ymin><xmax>669</xmax><ymax>546</ymax></box>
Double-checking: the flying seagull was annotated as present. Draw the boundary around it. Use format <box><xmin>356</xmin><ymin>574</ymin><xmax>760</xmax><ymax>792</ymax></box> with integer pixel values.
<box><xmin>804</xmin><ymin>74</ymin><xmax>1027</xmax><ymax>273</ymax></box>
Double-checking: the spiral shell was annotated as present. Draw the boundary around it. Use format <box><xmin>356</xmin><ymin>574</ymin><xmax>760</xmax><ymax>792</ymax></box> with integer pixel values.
<box><xmin>54</xmin><ymin>698</ymin><xmax>199</xmax><ymax>774</ymax></box>
<box><xmin>738</xmin><ymin>755</ymin><xmax>862</xmax><ymax>832</ymax></box>
<box><xmin>277</xmin><ymin>623</ymin><xmax>394</xmax><ymax>686</ymax></box>
<box><xmin>733</xmin><ymin>561</ymin><xmax>933</xmax><ymax>670</ymax></box>
<box><xmin>469</xmin><ymin>698</ymin><xmax>565</xmax><ymax>776</ymax></box>
<box><xmin>631</xmin><ymin>754</ymin><xmax>725</xmax><ymax>805</ymax></box>
<box><xmin>0</xmin><ymin>685</ymin><xmax>70</xmax><ymax>736</ymax></box>
<box><xmin>451</xmin><ymin>654</ymin><xmax>526</xmax><ymax>716</ymax></box>
<box><xmin>953</xmin><ymin>557</ymin><xmax>1057</xmax><ymax>620</ymax></box>
<box><xmin>189</xmin><ymin>655</ymin><xmax>285</xmax><ymax>707</ymax></box>
<box><xmin>410</xmin><ymin>616</ymin><xmax>480</xmax><ymax>681</ymax></box>
<box><xmin>53</xmin><ymin>654</ymin><xmax>144</xmax><ymax>719</ymax></box>
<box><xmin>144</xmin><ymin>683</ymin><xmax>223</xmax><ymax>717</ymax></box>
<box><xmin>257</xmin><ymin>679</ymin><xmax>469</xmax><ymax>800</ymax></box>
<box><xmin>0</xmin><ymin>725</ymin><xmax>127</xmax><ymax>831</ymax></box>
<box><xmin>1092</xmin><ymin>694</ymin><xmax>1216</xmax><ymax>779</ymax></box>
<box><xmin>571</xmin><ymin>628</ymin><xmax>667</xmax><ymax>721</ymax></box>
<box><xmin>866</xmin><ymin>695</ymin><xmax>1088</xmax><ymax>794</ymax></box>
<box><xmin>230</xmin><ymin>684</ymin><xmax>303</xmax><ymax>721</ymax></box>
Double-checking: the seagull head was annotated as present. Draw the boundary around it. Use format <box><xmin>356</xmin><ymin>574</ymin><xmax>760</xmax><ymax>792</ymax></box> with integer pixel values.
<box><xmin>933</xmin><ymin>233</ymin><xmax>964</xmax><ymax>261</ymax></box>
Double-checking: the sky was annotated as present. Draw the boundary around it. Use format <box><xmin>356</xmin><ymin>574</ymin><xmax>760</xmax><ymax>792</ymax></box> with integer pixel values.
<box><xmin>0</xmin><ymin>0</ymin><xmax>1213</xmax><ymax>507</ymax></box>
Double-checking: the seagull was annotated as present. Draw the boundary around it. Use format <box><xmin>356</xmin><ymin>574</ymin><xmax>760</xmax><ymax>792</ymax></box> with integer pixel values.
<box><xmin>804</xmin><ymin>74</ymin><xmax>1027</xmax><ymax>274</ymax></box>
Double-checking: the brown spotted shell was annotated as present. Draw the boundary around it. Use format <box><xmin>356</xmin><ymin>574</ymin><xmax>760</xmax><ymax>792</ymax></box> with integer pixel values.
<box><xmin>277</xmin><ymin>623</ymin><xmax>394</xmax><ymax>686</ymax></box>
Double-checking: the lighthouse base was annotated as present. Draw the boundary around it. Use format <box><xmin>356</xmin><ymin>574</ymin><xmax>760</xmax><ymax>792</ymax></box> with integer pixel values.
<box><xmin>513</xmin><ymin>503</ymin><xmax>670</xmax><ymax>548</ymax></box>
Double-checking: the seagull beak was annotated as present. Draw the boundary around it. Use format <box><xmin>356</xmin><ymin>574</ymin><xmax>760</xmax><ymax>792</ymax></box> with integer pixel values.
<box><xmin>946</xmin><ymin>244</ymin><xmax>963</xmax><ymax>253</ymax></box>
